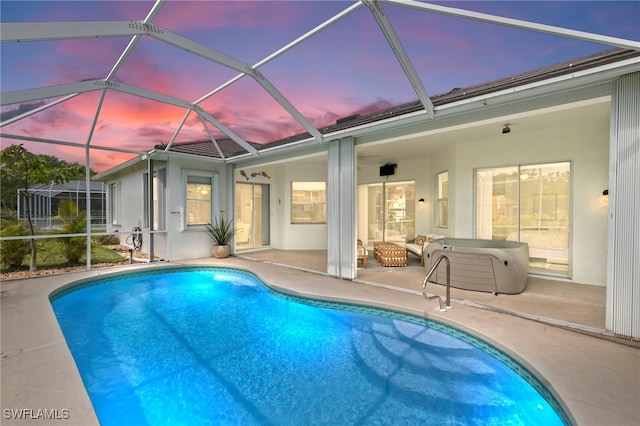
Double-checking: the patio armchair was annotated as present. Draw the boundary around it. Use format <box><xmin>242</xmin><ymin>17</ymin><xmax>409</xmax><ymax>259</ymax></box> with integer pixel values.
<box><xmin>357</xmin><ymin>239</ymin><xmax>368</xmax><ymax>268</ymax></box>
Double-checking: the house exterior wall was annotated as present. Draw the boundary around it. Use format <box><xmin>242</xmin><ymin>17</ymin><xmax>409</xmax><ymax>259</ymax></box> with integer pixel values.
<box><xmin>105</xmin><ymin>160</ymin><xmax>147</xmax><ymax>251</ymax></box>
<box><xmin>105</xmin><ymin>156</ymin><xmax>230</xmax><ymax>261</ymax></box>
<box><xmin>453</xmin><ymin>100</ymin><xmax>610</xmax><ymax>286</ymax></box>
<box><xmin>276</xmin><ymin>160</ymin><xmax>328</xmax><ymax>250</ymax></box>
<box><xmin>356</xmin><ymin>156</ymin><xmax>438</xmax><ymax>238</ymax></box>
<box><xmin>322</xmin><ymin>99</ymin><xmax>611</xmax><ymax>286</ymax></box>
<box><xmin>164</xmin><ymin>157</ymin><xmax>229</xmax><ymax>261</ymax></box>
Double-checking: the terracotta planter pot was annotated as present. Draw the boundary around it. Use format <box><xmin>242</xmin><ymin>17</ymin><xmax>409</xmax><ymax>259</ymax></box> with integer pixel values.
<box><xmin>212</xmin><ymin>245</ymin><xmax>230</xmax><ymax>259</ymax></box>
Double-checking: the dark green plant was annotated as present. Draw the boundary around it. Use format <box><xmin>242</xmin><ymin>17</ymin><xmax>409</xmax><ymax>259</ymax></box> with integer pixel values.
<box><xmin>94</xmin><ymin>234</ymin><xmax>120</xmax><ymax>245</ymax></box>
<box><xmin>0</xmin><ymin>219</ymin><xmax>29</xmax><ymax>270</ymax></box>
<box><xmin>0</xmin><ymin>144</ymin><xmax>86</xmax><ymax>271</ymax></box>
<box><xmin>58</xmin><ymin>200</ymin><xmax>89</xmax><ymax>264</ymax></box>
<box><xmin>205</xmin><ymin>216</ymin><xmax>236</xmax><ymax>246</ymax></box>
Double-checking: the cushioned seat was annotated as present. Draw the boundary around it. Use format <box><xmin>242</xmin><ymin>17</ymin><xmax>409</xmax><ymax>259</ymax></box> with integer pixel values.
<box><xmin>404</xmin><ymin>234</ymin><xmax>445</xmax><ymax>266</ymax></box>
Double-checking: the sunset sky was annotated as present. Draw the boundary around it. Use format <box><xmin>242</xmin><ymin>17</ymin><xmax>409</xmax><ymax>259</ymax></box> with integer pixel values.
<box><xmin>1</xmin><ymin>1</ymin><xmax>639</xmax><ymax>172</ymax></box>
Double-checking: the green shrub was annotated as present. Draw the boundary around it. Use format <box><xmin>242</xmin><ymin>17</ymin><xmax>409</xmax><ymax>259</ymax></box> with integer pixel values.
<box><xmin>94</xmin><ymin>234</ymin><xmax>120</xmax><ymax>245</ymax></box>
<box><xmin>57</xmin><ymin>200</ymin><xmax>90</xmax><ymax>264</ymax></box>
<box><xmin>0</xmin><ymin>220</ymin><xmax>29</xmax><ymax>270</ymax></box>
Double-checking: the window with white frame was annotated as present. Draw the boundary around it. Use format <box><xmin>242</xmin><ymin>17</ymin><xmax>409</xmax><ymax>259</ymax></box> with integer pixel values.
<box><xmin>185</xmin><ymin>173</ymin><xmax>213</xmax><ymax>226</ymax></box>
<box><xmin>108</xmin><ymin>181</ymin><xmax>119</xmax><ymax>225</ymax></box>
<box><xmin>143</xmin><ymin>169</ymin><xmax>166</xmax><ymax>230</ymax></box>
<box><xmin>291</xmin><ymin>181</ymin><xmax>326</xmax><ymax>224</ymax></box>
<box><xmin>436</xmin><ymin>171</ymin><xmax>448</xmax><ymax>228</ymax></box>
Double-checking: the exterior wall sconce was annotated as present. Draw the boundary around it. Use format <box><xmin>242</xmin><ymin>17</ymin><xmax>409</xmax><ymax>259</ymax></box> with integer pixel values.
<box><xmin>502</xmin><ymin>124</ymin><xmax>511</xmax><ymax>134</ymax></box>
<box><xmin>418</xmin><ymin>198</ymin><xmax>426</xmax><ymax>207</ymax></box>
<box><xmin>599</xmin><ymin>189</ymin><xmax>609</xmax><ymax>206</ymax></box>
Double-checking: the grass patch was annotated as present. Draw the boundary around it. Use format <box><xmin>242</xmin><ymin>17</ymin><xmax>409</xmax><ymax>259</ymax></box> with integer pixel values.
<box><xmin>0</xmin><ymin>237</ymin><xmax>127</xmax><ymax>273</ymax></box>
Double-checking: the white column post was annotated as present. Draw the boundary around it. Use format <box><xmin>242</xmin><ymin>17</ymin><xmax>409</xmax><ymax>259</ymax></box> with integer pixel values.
<box><xmin>327</xmin><ymin>137</ymin><xmax>356</xmax><ymax>279</ymax></box>
<box><xmin>606</xmin><ymin>72</ymin><xmax>640</xmax><ymax>339</ymax></box>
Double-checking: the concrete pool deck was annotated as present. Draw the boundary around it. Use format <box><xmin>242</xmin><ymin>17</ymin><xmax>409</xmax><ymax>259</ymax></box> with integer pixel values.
<box><xmin>1</xmin><ymin>258</ymin><xmax>639</xmax><ymax>425</ymax></box>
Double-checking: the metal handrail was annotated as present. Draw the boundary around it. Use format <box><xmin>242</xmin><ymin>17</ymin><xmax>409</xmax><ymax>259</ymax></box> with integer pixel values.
<box><xmin>422</xmin><ymin>254</ymin><xmax>451</xmax><ymax>311</ymax></box>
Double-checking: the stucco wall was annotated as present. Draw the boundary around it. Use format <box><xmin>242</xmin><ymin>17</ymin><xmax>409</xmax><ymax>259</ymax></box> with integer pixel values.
<box><xmin>453</xmin><ymin>113</ymin><xmax>609</xmax><ymax>286</ymax></box>
<box><xmin>356</xmin><ymin>157</ymin><xmax>437</xmax><ymax>239</ymax></box>
<box><xmin>275</xmin><ymin>160</ymin><xmax>328</xmax><ymax>250</ymax></box>
<box><xmin>164</xmin><ymin>157</ymin><xmax>229</xmax><ymax>261</ymax></box>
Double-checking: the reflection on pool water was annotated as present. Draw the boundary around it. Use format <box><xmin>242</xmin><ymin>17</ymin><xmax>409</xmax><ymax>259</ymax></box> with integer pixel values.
<box><xmin>51</xmin><ymin>267</ymin><xmax>569</xmax><ymax>425</ymax></box>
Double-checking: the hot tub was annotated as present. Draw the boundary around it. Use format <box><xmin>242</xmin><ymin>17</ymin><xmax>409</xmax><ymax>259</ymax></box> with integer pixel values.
<box><xmin>424</xmin><ymin>238</ymin><xmax>529</xmax><ymax>294</ymax></box>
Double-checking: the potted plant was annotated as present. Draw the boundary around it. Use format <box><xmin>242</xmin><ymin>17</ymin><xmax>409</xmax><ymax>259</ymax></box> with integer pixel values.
<box><xmin>205</xmin><ymin>216</ymin><xmax>236</xmax><ymax>258</ymax></box>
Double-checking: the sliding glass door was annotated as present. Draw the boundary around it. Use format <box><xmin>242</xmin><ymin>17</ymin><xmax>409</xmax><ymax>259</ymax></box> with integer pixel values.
<box><xmin>357</xmin><ymin>181</ymin><xmax>415</xmax><ymax>245</ymax></box>
<box><xmin>235</xmin><ymin>182</ymin><xmax>270</xmax><ymax>250</ymax></box>
<box><xmin>476</xmin><ymin>162</ymin><xmax>571</xmax><ymax>277</ymax></box>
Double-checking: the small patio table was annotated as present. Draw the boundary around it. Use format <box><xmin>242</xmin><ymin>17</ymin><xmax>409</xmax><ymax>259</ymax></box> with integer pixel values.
<box><xmin>373</xmin><ymin>242</ymin><xmax>407</xmax><ymax>267</ymax></box>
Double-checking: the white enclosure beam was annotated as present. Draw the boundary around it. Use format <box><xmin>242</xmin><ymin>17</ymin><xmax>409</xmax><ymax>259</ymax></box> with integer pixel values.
<box><xmin>2</xmin><ymin>81</ymin><xmax>99</xmax><ymax>105</ymax></box>
<box><xmin>0</xmin><ymin>94</ymin><xmax>79</xmax><ymax>127</ymax></box>
<box><xmin>364</xmin><ymin>0</ymin><xmax>435</xmax><ymax>119</ymax></box>
<box><xmin>198</xmin><ymin>115</ymin><xmax>227</xmax><ymax>160</ymax></box>
<box><xmin>196</xmin><ymin>109</ymin><xmax>258</xmax><ymax>155</ymax></box>
<box><xmin>148</xmin><ymin>28</ymin><xmax>323</xmax><ymax>142</ymax></box>
<box><xmin>0</xmin><ymin>133</ymin><xmax>145</xmax><ymax>154</ymax></box>
<box><xmin>106</xmin><ymin>0</ymin><xmax>165</xmax><ymax>80</ymax></box>
<box><xmin>2</xmin><ymin>79</ymin><xmax>258</xmax><ymax>156</ymax></box>
<box><xmin>196</xmin><ymin>1</ymin><xmax>363</xmax><ymax>102</ymax></box>
<box><xmin>384</xmin><ymin>0</ymin><xmax>640</xmax><ymax>51</ymax></box>
<box><xmin>0</xmin><ymin>21</ymin><xmax>151</xmax><ymax>42</ymax></box>
<box><xmin>2</xmin><ymin>19</ymin><xmax>322</xmax><ymax>142</ymax></box>
<box><xmin>164</xmin><ymin>111</ymin><xmax>192</xmax><ymax>151</ymax></box>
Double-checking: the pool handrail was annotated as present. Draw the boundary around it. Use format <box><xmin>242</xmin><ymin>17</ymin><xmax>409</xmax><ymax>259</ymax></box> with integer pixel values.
<box><xmin>422</xmin><ymin>254</ymin><xmax>451</xmax><ymax>312</ymax></box>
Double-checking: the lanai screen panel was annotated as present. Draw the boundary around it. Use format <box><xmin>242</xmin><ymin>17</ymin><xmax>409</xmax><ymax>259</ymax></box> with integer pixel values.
<box><xmin>386</xmin><ymin>1</ymin><xmax>640</xmax><ymax>97</ymax></box>
<box><xmin>2</xmin><ymin>0</ymin><xmax>639</xmax><ymax>169</ymax></box>
<box><xmin>261</xmin><ymin>4</ymin><xmax>419</xmax><ymax>130</ymax></box>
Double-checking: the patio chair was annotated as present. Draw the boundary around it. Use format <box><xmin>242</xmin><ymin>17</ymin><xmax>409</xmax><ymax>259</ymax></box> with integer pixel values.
<box><xmin>357</xmin><ymin>239</ymin><xmax>368</xmax><ymax>268</ymax></box>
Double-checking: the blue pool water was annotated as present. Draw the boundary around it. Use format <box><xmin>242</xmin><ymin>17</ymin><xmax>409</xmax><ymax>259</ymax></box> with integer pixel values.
<box><xmin>51</xmin><ymin>267</ymin><xmax>569</xmax><ymax>425</ymax></box>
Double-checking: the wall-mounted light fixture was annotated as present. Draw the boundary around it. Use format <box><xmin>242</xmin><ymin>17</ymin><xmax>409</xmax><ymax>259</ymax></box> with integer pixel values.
<box><xmin>418</xmin><ymin>198</ymin><xmax>425</xmax><ymax>208</ymax></box>
<box><xmin>502</xmin><ymin>124</ymin><xmax>511</xmax><ymax>134</ymax></box>
<box><xmin>599</xmin><ymin>189</ymin><xmax>609</xmax><ymax>206</ymax></box>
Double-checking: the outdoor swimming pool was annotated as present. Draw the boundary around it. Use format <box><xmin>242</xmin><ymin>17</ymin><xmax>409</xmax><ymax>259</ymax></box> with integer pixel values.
<box><xmin>51</xmin><ymin>267</ymin><xmax>570</xmax><ymax>425</ymax></box>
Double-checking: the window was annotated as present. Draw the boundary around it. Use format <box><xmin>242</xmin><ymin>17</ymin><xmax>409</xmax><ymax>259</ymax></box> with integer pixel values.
<box><xmin>476</xmin><ymin>162</ymin><xmax>571</xmax><ymax>277</ymax></box>
<box><xmin>108</xmin><ymin>181</ymin><xmax>119</xmax><ymax>225</ymax></box>
<box><xmin>291</xmin><ymin>182</ymin><xmax>326</xmax><ymax>223</ymax></box>
<box><xmin>143</xmin><ymin>169</ymin><xmax>166</xmax><ymax>230</ymax></box>
<box><xmin>185</xmin><ymin>173</ymin><xmax>213</xmax><ymax>226</ymax></box>
<box><xmin>436</xmin><ymin>171</ymin><xmax>448</xmax><ymax>228</ymax></box>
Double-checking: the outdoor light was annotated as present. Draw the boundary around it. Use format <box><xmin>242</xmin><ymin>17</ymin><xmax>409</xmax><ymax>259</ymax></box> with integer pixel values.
<box><xmin>502</xmin><ymin>125</ymin><xmax>511</xmax><ymax>134</ymax></box>
<box><xmin>599</xmin><ymin>189</ymin><xmax>609</xmax><ymax>206</ymax></box>
<box><xmin>418</xmin><ymin>198</ymin><xmax>426</xmax><ymax>208</ymax></box>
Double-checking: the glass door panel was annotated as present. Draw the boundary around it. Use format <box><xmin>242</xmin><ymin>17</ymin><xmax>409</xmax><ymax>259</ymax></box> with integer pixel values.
<box><xmin>235</xmin><ymin>182</ymin><xmax>270</xmax><ymax>250</ymax></box>
<box><xmin>358</xmin><ymin>181</ymin><xmax>415</xmax><ymax>246</ymax></box>
<box><xmin>476</xmin><ymin>167</ymin><xmax>519</xmax><ymax>241</ymax></box>
<box><xmin>235</xmin><ymin>183</ymin><xmax>253</xmax><ymax>250</ymax></box>
<box><xmin>254</xmin><ymin>184</ymin><xmax>270</xmax><ymax>247</ymax></box>
<box><xmin>519</xmin><ymin>163</ymin><xmax>570</xmax><ymax>275</ymax></box>
<box><xmin>366</xmin><ymin>183</ymin><xmax>383</xmax><ymax>244</ymax></box>
<box><xmin>476</xmin><ymin>162</ymin><xmax>570</xmax><ymax>277</ymax></box>
<box><xmin>384</xmin><ymin>181</ymin><xmax>415</xmax><ymax>243</ymax></box>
